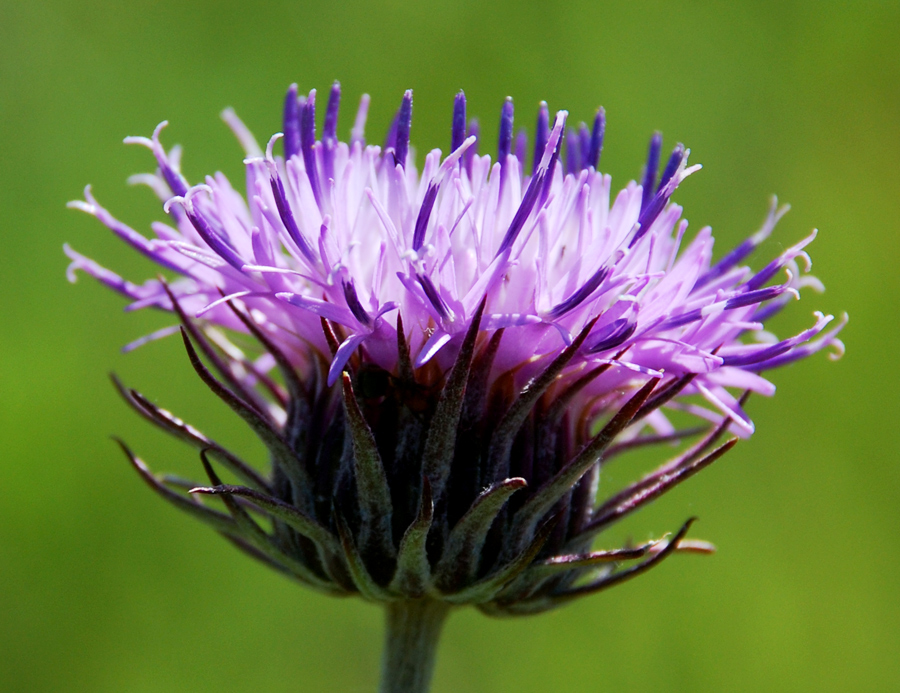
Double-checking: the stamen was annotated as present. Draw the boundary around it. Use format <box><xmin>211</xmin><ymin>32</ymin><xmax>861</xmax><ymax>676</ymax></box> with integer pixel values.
<box><xmin>586</xmin><ymin>107</ymin><xmax>605</xmax><ymax>170</ymax></box>
<box><xmin>394</xmin><ymin>90</ymin><xmax>413</xmax><ymax>169</ymax></box>
<box><xmin>565</xmin><ymin>128</ymin><xmax>580</xmax><ymax>176</ymax></box>
<box><xmin>322</xmin><ymin>81</ymin><xmax>341</xmax><ymax>184</ymax></box>
<box><xmin>514</xmin><ymin>129</ymin><xmax>527</xmax><ymax>167</ymax></box>
<box><xmin>282</xmin><ymin>84</ymin><xmax>301</xmax><ymax>161</ymax></box>
<box><xmin>412</xmin><ymin>183</ymin><xmax>440</xmax><ymax>252</ymax></box>
<box><xmin>323</xmin><ymin>81</ymin><xmax>341</xmax><ymax>143</ymax></box>
<box><xmin>641</xmin><ymin>132</ymin><xmax>662</xmax><ymax>213</ymax></box>
<box><xmin>417</xmin><ymin>273</ymin><xmax>450</xmax><ymax>320</ymax></box>
<box><xmin>657</xmin><ymin>144</ymin><xmax>685</xmax><ymax>192</ymax></box>
<box><xmin>451</xmin><ymin>91</ymin><xmax>467</xmax><ymax>153</ymax></box>
<box><xmin>540</xmin><ymin>112</ymin><xmax>566</xmax><ymax>204</ymax></box>
<box><xmin>695</xmin><ymin>198</ymin><xmax>788</xmax><ymax>290</ymax></box>
<box><xmin>587</xmin><ymin>319</ymin><xmax>637</xmax><ymax>353</ymax></box>
<box><xmin>497</xmin><ymin>111</ymin><xmax>566</xmax><ymax>256</ymax></box>
<box><xmin>578</xmin><ymin>123</ymin><xmax>590</xmax><ymax>172</ymax></box>
<box><xmin>532</xmin><ymin>101</ymin><xmax>549</xmax><ymax>176</ymax></box>
<box><xmin>342</xmin><ymin>279</ymin><xmax>372</xmax><ymax>327</ymax></box>
<box><xmin>497</xmin><ymin>97</ymin><xmax>514</xmax><ymax>167</ymax></box>
<box><xmin>300</xmin><ymin>89</ymin><xmax>323</xmax><ymax>209</ymax></box>
<box><xmin>383</xmin><ymin>108</ymin><xmax>400</xmax><ymax>152</ymax></box>
<box><xmin>744</xmin><ymin>230</ymin><xmax>818</xmax><ymax>291</ymax></box>
<box><xmin>268</xmin><ymin>172</ymin><xmax>318</xmax><ymax>265</ymax></box>
<box><xmin>548</xmin><ymin>266</ymin><xmax>611</xmax><ymax>318</ymax></box>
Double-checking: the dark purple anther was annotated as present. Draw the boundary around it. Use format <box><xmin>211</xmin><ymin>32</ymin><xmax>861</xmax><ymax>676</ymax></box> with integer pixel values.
<box><xmin>185</xmin><ymin>208</ymin><xmax>245</xmax><ymax>273</ymax></box>
<box><xmin>658</xmin><ymin>285</ymin><xmax>789</xmax><ymax>331</ymax></box>
<box><xmin>412</xmin><ymin>183</ymin><xmax>440</xmax><ymax>251</ymax></box>
<box><xmin>394</xmin><ymin>90</ymin><xmax>413</xmax><ymax>169</ymax></box>
<box><xmin>695</xmin><ymin>238</ymin><xmax>757</xmax><ymax>290</ymax></box>
<box><xmin>383</xmin><ymin>109</ymin><xmax>400</xmax><ymax>152</ymax></box>
<box><xmin>744</xmin><ymin>256</ymin><xmax>790</xmax><ymax>292</ymax></box>
<box><xmin>159</xmin><ymin>161</ymin><xmax>188</xmax><ymax>199</ymax></box>
<box><xmin>322</xmin><ymin>82</ymin><xmax>341</xmax><ymax>184</ymax></box>
<box><xmin>514</xmin><ymin>129</ymin><xmax>527</xmax><ymax>167</ymax></box>
<box><xmin>724</xmin><ymin>285</ymin><xmax>787</xmax><ymax>310</ymax></box>
<box><xmin>586</xmin><ymin>107</ymin><xmax>605</xmax><ymax>170</ymax></box>
<box><xmin>540</xmin><ymin>117</ymin><xmax>564</xmax><ymax>205</ymax></box>
<box><xmin>497</xmin><ymin>97</ymin><xmax>515</xmax><ymax>166</ymax></box>
<box><xmin>342</xmin><ymin>279</ymin><xmax>372</xmax><ymax>327</ymax></box>
<box><xmin>565</xmin><ymin>127</ymin><xmax>580</xmax><ymax>176</ymax></box>
<box><xmin>497</xmin><ymin>167</ymin><xmax>545</xmax><ymax>256</ymax></box>
<box><xmin>451</xmin><ymin>91</ymin><xmax>467</xmax><ymax>153</ymax></box>
<box><xmin>548</xmin><ymin>266</ymin><xmax>610</xmax><ymax>318</ymax></box>
<box><xmin>417</xmin><ymin>273</ymin><xmax>449</xmax><ymax>319</ymax></box>
<box><xmin>641</xmin><ymin>132</ymin><xmax>662</xmax><ymax>213</ymax></box>
<box><xmin>578</xmin><ymin>123</ymin><xmax>591</xmax><ymax>172</ymax></box>
<box><xmin>630</xmin><ymin>139</ymin><xmax>679</xmax><ymax>248</ymax></box>
<box><xmin>283</xmin><ymin>83</ymin><xmax>301</xmax><ymax>161</ymax></box>
<box><xmin>269</xmin><ymin>174</ymin><xmax>317</xmax><ymax>264</ymax></box>
<box><xmin>588</xmin><ymin>318</ymin><xmax>637</xmax><ymax>353</ymax></box>
<box><xmin>323</xmin><ymin>82</ymin><xmax>341</xmax><ymax>142</ymax></box>
<box><xmin>300</xmin><ymin>90</ymin><xmax>323</xmax><ymax>210</ymax></box>
<box><xmin>657</xmin><ymin>144</ymin><xmax>684</xmax><ymax>193</ymax></box>
<box><xmin>533</xmin><ymin>101</ymin><xmax>549</xmax><ymax>176</ymax></box>
<box><xmin>657</xmin><ymin>307</ymin><xmax>703</xmax><ymax>331</ymax></box>
<box><xmin>631</xmin><ymin>194</ymin><xmax>667</xmax><ymax>248</ymax></box>
<box><xmin>464</xmin><ymin>118</ymin><xmax>480</xmax><ymax>175</ymax></box>
<box><xmin>721</xmin><ymin>342</ymin><xmax>793</xmax><ymax>368</ymax></box>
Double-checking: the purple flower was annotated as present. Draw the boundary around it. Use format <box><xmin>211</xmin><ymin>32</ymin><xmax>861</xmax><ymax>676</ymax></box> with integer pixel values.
<box><xmin>68</xmin><ymin>83</ymin><xmax>844</xmax><ymax>690</ymax></box>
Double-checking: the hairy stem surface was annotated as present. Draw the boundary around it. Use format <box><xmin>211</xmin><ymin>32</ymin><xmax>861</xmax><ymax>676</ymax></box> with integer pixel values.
<box><xmin>379</xmin><ymin>600</ymin><xmax>451</xmax><ymax>693</ymax></box>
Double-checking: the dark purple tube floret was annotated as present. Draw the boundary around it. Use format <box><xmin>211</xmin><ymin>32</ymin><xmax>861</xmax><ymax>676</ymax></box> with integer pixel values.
<box><xmin>322</xmin><ymin>82</ymin><xmax>341</xmax><ymax>184</ymax></box>
<box><xmin>657</xmin><ymin>144</ymin><xmax>685</xmax><ymax>193</ymax></box>
<box><xmin>548</xmin><ymin>266</ymin><xmax>611</xmax><ymax>318</ymax></box>
<box><xmin>588</xmin><ymin>318</ymin><xmax>637</xmax><ymax>353</ymax></box>
<box><xmin>451</xmin><ymin>91</ymin><xmax>467</xmax><ymax>153</ymax></box>
<box><xmin>540</xmin><ymin>118</ymin><xmax>564</xmax><ymax>205</ymax></box>
<box><xmin>533</xmin><ymin>101</ymin><xmax>549</xmax><ymax>176</ymax></box>
<box><xmin>269</xmin><ymin>174</ymin><xmax>317</xmax><ymax>264</ymax></box>
<box><xmin>641</xmin><ymin>132</ymin><xmax>663</xmax><ymax>213</ymax></box>
<box><xmin>578</xmin><ymin>123</ymin><xmax>591</xmax><ymax>171</ymax></box>
<box><xmin>283</xmin><ymin>83</ymin><xmax>301</xmax><ymax>162</ymax></box>
<box><xmin>586</xmin><ymin>106</ymin><xmax>605</xmax><ymax>170</ymax></box>
<box><xmin>394</xmin><ymin>90</ymin><xmax>413</xmax><ymax>169</ymax></box>
<box><xmin>184</xmin><ymin>208</ymin><xmax>245</xmax><ymax>272</ymax></box>
<box><xmin>412</xmin><ymin>183</ymin><xmax>440</xmax><ymax>252</ymax></box>
<box><xmin>342</xmin><ymin>279</ymin><xmax>372</xmax><ymax>327</ymax></box>
<box><xmin>497</xmin><ymin>97</ymin><xmax>515</xmax><ymax>166</ymax></box>
<box><xmin>565</xmin><ymin>128</ymin><xmax>580</xmax><ymax>176</ymax></box>
<box><xmin>300</xmin><ymin>91</ymin><xmax>323</xmax><ymax>209</ymax></box>
<box><xmin>514</xmin><ymin>129</ymin><xmax>527</xmax><ymax>167</ymax></box>
<box><xmin>417</xmin><ymin>273</ymin><xmax>449</xmax><ymax>319</ymax></box>
<box><xmin>498</xmin><ymin>168</ymin><xmax>544</xmax><ymax>256</ymax></box>
<box><xmin>695</xmin><ymin>237</ymin><xmax>757</xmax><ymax>290</ymax></box>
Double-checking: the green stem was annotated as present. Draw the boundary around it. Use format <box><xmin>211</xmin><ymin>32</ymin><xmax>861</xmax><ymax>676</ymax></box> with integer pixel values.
<box><xmin>379</xmin><ymin>599</ymin><xmax>451</xmax><ymax>693</ymax></box>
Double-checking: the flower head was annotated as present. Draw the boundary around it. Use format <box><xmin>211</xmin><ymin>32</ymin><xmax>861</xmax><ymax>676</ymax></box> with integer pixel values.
<box><xmin>68</xmin><ymin>83</ymin><xmax>845</xmax><ymax>613</ymax></box>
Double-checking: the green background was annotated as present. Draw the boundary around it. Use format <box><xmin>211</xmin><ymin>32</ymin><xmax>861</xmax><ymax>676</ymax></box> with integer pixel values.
<box><xmin>2</xmin><ymin>0</ymin><xmax>897</xmax><ymax>690</ymax></box>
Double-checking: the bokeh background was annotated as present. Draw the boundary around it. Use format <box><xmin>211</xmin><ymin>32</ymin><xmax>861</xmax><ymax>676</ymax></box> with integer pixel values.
<box><xmin>2</xmin><ymin>0</ymin><xmax>898</xmax><ymax>690</ymax></box>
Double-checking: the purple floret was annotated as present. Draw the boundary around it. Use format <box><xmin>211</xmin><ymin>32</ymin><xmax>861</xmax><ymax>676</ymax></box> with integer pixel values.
<box><xmin>67</xmin><ymin>87</ymin><xmax>845</xmax><ymax>439</ymax></box>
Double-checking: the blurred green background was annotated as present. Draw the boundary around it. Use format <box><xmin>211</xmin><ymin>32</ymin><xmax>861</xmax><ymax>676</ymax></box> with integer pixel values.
<box><xmin>1</xmin><ymin>0</ymin><xmax>897</xmax><ymax>690</ymax></box>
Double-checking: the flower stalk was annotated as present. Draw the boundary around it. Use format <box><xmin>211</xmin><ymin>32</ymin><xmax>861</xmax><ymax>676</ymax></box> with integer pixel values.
<box><xmin>380</xmin><ymin>600</ymin><xmax>451</xmax><ymax>693</ymax></box>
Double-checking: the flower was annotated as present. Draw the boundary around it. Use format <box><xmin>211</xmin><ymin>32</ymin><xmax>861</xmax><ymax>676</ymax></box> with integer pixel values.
<box><xmin>67</xmin><ymin>82</ymin><xmax>844</xmax><ymax>689</ymax></box>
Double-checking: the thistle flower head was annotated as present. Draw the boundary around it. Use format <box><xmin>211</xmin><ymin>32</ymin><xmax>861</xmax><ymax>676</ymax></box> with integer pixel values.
<box><xmin>67</xmin><ymin>84</ymin><xmax>845</xmax><ymax>613</ymax></box>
